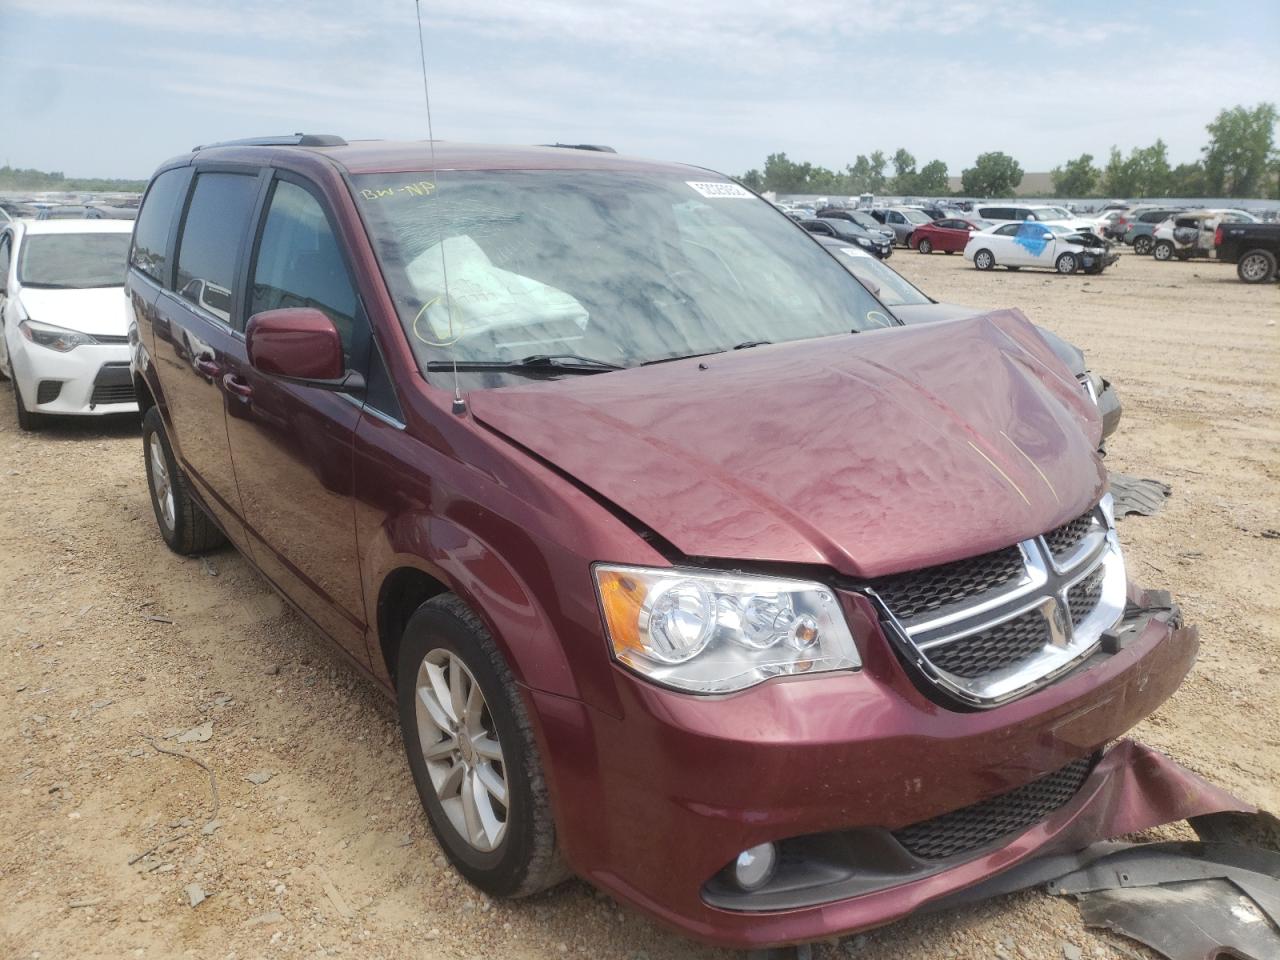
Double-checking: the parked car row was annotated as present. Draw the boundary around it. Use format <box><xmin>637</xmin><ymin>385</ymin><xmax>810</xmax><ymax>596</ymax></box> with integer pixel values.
<box><xmin>5</xmin><ymin>137</ymin><xmax>1203</xmax><ymax>954</ymax></box>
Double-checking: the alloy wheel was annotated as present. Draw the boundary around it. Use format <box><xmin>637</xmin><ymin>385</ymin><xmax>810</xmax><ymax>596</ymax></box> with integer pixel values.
<box><xmin>1239</xmin><ymin>253</ymin><xmax>1271</xmax><ymax>282</ymax></box>
<box><xmin>148</xmin><ymin>433</ymin><xmax>176</xmax><ymax>531</ymax></box>
<box><xmin>415</xmin><ymin>649</ymin><xmax>509</xmax><ymax>853</ymax></box>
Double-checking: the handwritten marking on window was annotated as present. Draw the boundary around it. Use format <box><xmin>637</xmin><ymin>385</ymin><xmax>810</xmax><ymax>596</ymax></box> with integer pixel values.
<box><xmin>360</xmin><ymin>181</ymin><xmax>437</xmax><ymax>201</ymax></box>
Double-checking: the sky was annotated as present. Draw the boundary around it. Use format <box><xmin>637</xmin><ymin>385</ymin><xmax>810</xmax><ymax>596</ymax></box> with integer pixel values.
<box><xmin>2</xmin><ymin>0</ymin><xmax>1278</xmax><ymax>181</ymax></box>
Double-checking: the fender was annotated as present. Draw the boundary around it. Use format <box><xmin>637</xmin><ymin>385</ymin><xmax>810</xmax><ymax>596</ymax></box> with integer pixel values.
<box><xmin>360</xmin><ymin>512</ymin><xmax>583</xmax><ymax>701</ymax></box>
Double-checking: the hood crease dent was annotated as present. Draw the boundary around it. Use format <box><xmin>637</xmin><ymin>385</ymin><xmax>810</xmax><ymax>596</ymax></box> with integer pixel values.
<box><xmin>469</xmin><ymin>310</ymin><xmax>1105</xmax><ymax>579</ymax></box>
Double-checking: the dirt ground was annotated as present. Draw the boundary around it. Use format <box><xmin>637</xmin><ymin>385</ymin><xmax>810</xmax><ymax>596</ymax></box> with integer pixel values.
<box><xmin>2</xmin><ymin>251</ymin><xmax>1277</xmax><ymax>960</ymax></box>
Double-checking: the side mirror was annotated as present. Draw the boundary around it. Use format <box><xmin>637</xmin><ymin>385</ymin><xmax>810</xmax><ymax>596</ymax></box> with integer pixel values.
<box><xmin>246</xmin><ymin>308</ymin><xmax>364</xmax><ymax>391</ymax></box>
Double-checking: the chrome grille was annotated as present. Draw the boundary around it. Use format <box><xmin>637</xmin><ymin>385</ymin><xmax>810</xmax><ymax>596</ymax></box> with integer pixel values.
<box><xmin>866</xmin><ymin>546</ymin><xmax>1024</xmax><ymax>620</ymax></box>
<box><xmin>892</xmin><ymin>756</ymin><xmax>1094</xmax><ymax>861</ymax></box>
<box><xmin>1067</xmin><ymin>568</ymin><xmax>1105</xmax><ymax>628</ymax></box>
<box><xmin>1043</xmin><ymin>509</ymin><xmax>1096</xmax><ymax>557</ymax></box>
<box><xmin>870</xmin><ymin>496</ymin><xmax>1125</xmax><ymax>707</ymax></box>
<box><xmin>928</xmin><ymin>608</ymin><xmax>1049</xmax><ymax>679</ymax></box>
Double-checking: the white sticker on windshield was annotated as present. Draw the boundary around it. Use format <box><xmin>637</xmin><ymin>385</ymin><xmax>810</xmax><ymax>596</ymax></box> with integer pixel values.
<box><xmin>686</xmin><ymin>181</ymin><xmax>753</xmax><ymax>199</ymax></box>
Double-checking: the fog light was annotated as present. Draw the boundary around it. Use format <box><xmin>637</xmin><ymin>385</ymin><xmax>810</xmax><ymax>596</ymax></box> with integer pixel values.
<box><xmin>733</xmin><ymin>842</ymin><xmax>777</xmax><ymax>891</ymax></box>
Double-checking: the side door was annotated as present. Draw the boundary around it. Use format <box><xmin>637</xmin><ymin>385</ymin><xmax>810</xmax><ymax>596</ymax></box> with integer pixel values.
<box><xmin>0</xmin><ymin>230</ymin><xmax>12</xmax><ymax>375</ymax></box>
<box><xmin>990</xmin><ymin>222</ymin><xmax>1023</xmax><ymax>263</ymax></box>
<box><xmin>223</xmin><ymin>174</ymin><xmax>370</xmax><ymax>662</ymax></box>
<box><xmin>885</xmin><ymin>210</ymin><xmax>906</xmax><ymax>243</ymax></box>
<box><xmin>153</xmin><ymin>167</ymin><xmax>266</xmax><ymax>549</ymax></box>
<box><xmin>935</xmin><ymin>219</ymin><xmax>965</xmax><ymax>251</ymax></box>
<box><xmin>1012</xmin><ymin>222</ymin><xmax>1059</xmax><ymax>268</ymax></box>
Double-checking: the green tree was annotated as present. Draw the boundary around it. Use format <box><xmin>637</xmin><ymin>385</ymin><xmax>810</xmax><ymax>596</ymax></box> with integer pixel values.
<box><xmin>0</xmin><ymin>165</ymin><xmax>147</xmax><ymax>192</ymax></box>
<box><xmin>1167</xmin><ymin>162</ymin><xmax>1207</xmax><ymax>197</ymax></box>
<box><xmin>891</xmin><ymin>148</ymin><xmax>917</xmax><ymax>194</ymax></box>
<box><xmin>1051</xmin><ymin>153</ymin><xmax>1101</xmax><ymax>197</ymax></box>
<box><xmin>1201</xmin><ymin>102</ymin><xmax>1278</xmax><ymax>197</ymax></box>
<box><xmin>761</xmin><ymin>152</ymin><xmax>811</xmax><ymax>193</ymax></box>
<box><xmin>960</xmin><ymin>152</ymin><xmax>1023</xmax><ymax>197</ymax></box>
<box><xmin>1102</xmin><ymin>141</ymin><xmax>1173</xmax><ymax>197</ymax></box>
<box><xmin>737</xmin><ymin>169</ymin><xmax>764</xmax><ymax>192</ymax></box>
<box><xmin>914</xmin><ymin>159</ymin><xmax>950</xmax><ymax>195</ymax></box>
<box><xmin>867</xmin><ymin>150</ymin><xmax>889</xmax><ymax>193</ymax></box>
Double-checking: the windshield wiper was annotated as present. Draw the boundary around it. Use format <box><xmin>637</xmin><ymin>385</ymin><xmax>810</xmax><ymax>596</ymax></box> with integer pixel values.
<box><xmin>424</xmin><ymin>354</ymin><xmax>624</xmax><ymax>376</ymax></box>
<box><xmin>732</xmin><ymin>340</ymin><xmax>771</xmax><ymax>350</ymax></box>
<box><xmin>20</xmin><ymin>281</ymin><xmax>75</xmax><ymax>289</ymax></box>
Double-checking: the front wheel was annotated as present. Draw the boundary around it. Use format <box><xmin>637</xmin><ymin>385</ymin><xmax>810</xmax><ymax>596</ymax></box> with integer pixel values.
<box><xmin>398</xmin><ymin>595</ymin><xmax>567</xmax><ymax>899</ymax></box>
<box><xmin>1237</xmin><ymin>249</ymin><xmax>1278</xmax><ymax>283</ymax></box>
<box><xmin>1152</xmin><ymin>240</ymin><xmax>1174</xmax><ymax>261</ymax></box>
<box><xmin>917</xmin><ymin>238</ymin><xmax>933</xmax><ymax>254</ymax></box>
<box><xmin>973</xmin><ymin>249</ymin><xmax>995</xmax><ymax>271</ymax></box>
<box><xmin>1055</xmin><ymin>253</ymin><xmax>1078</xmax><ymax>274</ymax></box>
<box><xmin>141</xmin><ymin>406</ymin><xmax>226</xmax><ymax>554</ymax></box>
<box><xmin>12</xmin><ymin>379</ymin><xmax>44</xmax><ymax>432</ymax></box>
<box><xmin>1133</xmin><ymin>235</ymin><xmax>1153</xmax><ymax>256</ymax></box>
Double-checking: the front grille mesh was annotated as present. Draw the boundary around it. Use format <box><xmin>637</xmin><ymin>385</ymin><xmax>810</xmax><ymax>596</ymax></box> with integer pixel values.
<box><xmin>868</xmin><ymin>546</ymin><xmax>1024</xmax><ymax>620</ymax></box>
<box><xmin>1067</xmin><ymin>568</ymin><xmax>1105</xmax><ymax>628</ymax></box>
<box><xmin>928</xmin><ymin>608</ymin><xmax>1049</xmax><ymax>678</ymax></box>
<box><xmin>90</xmin><ymin>383</ymin><xmax>136</xmax><ymax>405</ymax></box>
<box><xmin>893</xmin><ymin>756</ymin><xmax>1094</xmax><ymax>861</ymax></box>
<box><xmin>1043</xmin><ymin>510</ymin><xmax>1096</xmax><ymax>557</ymax></box>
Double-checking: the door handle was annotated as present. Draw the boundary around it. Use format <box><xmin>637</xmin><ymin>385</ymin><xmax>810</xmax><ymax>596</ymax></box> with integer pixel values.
<box><xmin>195</xmin><ymin>357</ymin><xmax>221</xmax><ymax>378</ymax></box>
<box><xmin>222</xmin><ymin>373</ymin><xmax>254</xmax><ymax>399</ymax></box>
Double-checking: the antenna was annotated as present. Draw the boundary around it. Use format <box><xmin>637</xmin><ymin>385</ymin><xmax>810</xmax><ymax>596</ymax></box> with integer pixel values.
<box><xmin>414</xmin><ymin>0</ymin><xmax>465</xmax><ymax>415</ymax></box>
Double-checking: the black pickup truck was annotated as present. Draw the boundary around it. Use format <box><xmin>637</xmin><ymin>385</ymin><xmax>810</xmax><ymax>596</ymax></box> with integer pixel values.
<box><xmin>1215</xmin><ymin>221</ymin><xmax>1280</xmax><ymax>283</ymax></box>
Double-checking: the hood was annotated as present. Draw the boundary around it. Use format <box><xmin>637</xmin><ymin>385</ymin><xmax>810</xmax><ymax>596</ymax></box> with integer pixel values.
<box><xmin>17</xmin><ymin>286</ymin><xmax>128</xmax><ymax>337</ymax></box>
<box><xmin>893</xmin><ymin>304</ymin><xmax>1089</xmax><ymax>379</ymax></box>
<box><xmin>469</xmin><ymin>310</ymin><xmax>1105</xmax><ymax>579</ymax></box>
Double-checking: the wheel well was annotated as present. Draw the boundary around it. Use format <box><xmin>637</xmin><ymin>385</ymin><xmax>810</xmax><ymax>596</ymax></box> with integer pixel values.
<box><xmin>377</xmin><ymin>567</ymin><xmax>450</xmax><ymax>685</ymax></box>
<box><xmin>133</xmin><ymin>372</ymin><xmax>156</xmax><ymax>414</ymax></box>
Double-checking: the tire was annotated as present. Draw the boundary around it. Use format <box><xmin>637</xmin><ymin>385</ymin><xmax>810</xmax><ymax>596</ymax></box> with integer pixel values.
<box><xmin>13</xmin><ymin>379</ymin><xmax>44</xmax><ymax>432</ymax></box>
<box><xmin>1152</xmin><ymin>240</ymin><xmax>1174</xmax><ymax>261</ymax></box>
<box><xmin>141</xmin><ymin>406</ymin><xmax>225</xmax><ymax>554</ymax></box>
<box><xmin>1055</xmin><ymin>253</ymin><xmax>1078</xmax><ymax>274</ymax></box>
<box><xmin>917</xmin><ymin>238</ymin><xmax>933</xmax><ymax>254</ymax></box>
<box><xmin>398</xmin><ymin>594</ymin><xmax>567</xmax><ymax>899</ymax></box>
<box><xmin>1133</xmin><ymin>235</ymin><xmax>1153</xmax><ymax>256</ymax></box>
<box><xmin>903</xmin><ymin>232</ymin><xmax>914</xmax><ymax>249</ymax></box>
<box><xmin>973</xmin><ymin>249</ymin><xmax>995</xmax><ymax>271</ymax></box>
<box><xmin>1237</xmin><ymin>248</ymin><xmax>1277</xmax><ymax>284</ymax></box>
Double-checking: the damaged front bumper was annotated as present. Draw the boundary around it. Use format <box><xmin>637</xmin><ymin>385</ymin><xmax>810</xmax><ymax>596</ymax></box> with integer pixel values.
<box><xmin>534</xmin><ymin>591</ymin><xmax>1248</xmax><ymax>950</ymax></box>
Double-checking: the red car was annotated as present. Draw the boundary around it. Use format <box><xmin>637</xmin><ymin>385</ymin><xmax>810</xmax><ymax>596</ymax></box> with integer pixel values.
<box><xmin>127</xmin><ymin>136</ymin><xmax>1201</xmax><ymax>950</ymax></box>
<box><xmin>909</xmin><ymin>217</ymin><xmax>989</xmax><ymax>254</ymax></box>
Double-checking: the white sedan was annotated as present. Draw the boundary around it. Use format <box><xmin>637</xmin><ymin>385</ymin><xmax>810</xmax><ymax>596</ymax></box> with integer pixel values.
<box><xmin>0</xmin><ymin>219</ymin><xmax>136</xmax><ymax>430</ymax></box>
<box><xmin>963</xmin><ymin>221</ymin><xmax>1119</xmax><ymax>275</ymax></box>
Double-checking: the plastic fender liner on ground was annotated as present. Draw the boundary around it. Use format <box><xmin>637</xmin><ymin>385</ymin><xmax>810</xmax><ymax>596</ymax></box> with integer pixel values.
<box><xmin>1108</xmin><ymin>471</ymin><xmax>1172</xmax><ymax>518</ymax></box>
<box><xmin>1048</xmin><ymin>842</ymin><xmax>1280</xmax><ymax>960</ymax></box>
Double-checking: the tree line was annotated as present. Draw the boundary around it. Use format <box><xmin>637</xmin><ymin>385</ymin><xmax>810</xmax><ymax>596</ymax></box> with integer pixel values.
<box><xmin>737</xmin><ymin>103</ymin><xmax>1278</xmax><ymax>199</ymax></box>
<box><xmin>0</xmin><ymin>165</ymin><xmax>148</xmax><ymax>193</ymax></box>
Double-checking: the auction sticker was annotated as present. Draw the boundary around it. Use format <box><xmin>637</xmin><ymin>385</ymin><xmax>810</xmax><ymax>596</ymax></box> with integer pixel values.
<box><xmin>687</xmin><ymin>181</ymin><xmax>753</xmax><ymax>198</ymax></box>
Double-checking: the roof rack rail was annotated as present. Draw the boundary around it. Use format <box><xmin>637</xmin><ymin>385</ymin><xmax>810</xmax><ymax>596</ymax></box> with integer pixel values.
<box><xmin>192</xmin><ymin>133</ymin><xmax>347</xmax><ymax>151</ymax></box>
<box><xmin>541</xmin><ymin>143</ymin><xmax>617</xmax><ymax>154</ymax></box>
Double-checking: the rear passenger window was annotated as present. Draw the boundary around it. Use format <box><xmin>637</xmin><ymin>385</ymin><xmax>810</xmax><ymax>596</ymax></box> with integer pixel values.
<box><xmin>131</xmin><ymin>168</ymin><xmax>188</xmax><ymax>284</ymax></box>
<box><xmin>176</xmin><ymin>172</ymin><xmax>260</xmax><ymax>325</ymax></box>
<box><xmin>249</xmin><ymin>179</ymin><xmax>367</xmax><ymax>368</ymax></box>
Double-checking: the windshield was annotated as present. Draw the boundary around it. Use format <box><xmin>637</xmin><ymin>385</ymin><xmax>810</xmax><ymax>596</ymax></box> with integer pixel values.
<box><xmin>832</xmin><ymin>249</ymin><xmax>930</xmax><ymax>307</ymax></box>
<box><xmin>1029</xmin><ymin>207</ymin><xmax>1066</xmax><ymax>221</ymax></box>
<box><xmin>354</xmin><ymin>170</ymin><xmax>886</xmax><ymax>375</ymax></box>
<box><xmin>900</xmin><ymin>209</ymin><xmax>932</xmax><ymax>224</ymax></box>
<box><xmin>18</xmin><ymin>232</ymin><xmax>131</xmax><ymax>288</ymax></box>
<box><xmin>847</xmin><ymin>211</ymin><xmax>881</xmax><ymax>229</ymax></box>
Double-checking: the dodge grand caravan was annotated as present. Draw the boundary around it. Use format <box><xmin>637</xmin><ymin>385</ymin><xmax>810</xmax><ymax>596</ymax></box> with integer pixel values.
<box><xmin>127</xmin><ymin>136</ymin><xmax>1199</xmax><ymax>949</ymax></box>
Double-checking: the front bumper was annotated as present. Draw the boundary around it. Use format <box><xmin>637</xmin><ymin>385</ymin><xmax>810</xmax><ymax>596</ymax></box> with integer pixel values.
<box><xmin>12</xmin><ymin>341</ymin><xmax>137</xmax><ymax>415</ymax></box>
<box><xmin>532</xmin><ymin>587</ymin><xmax>1214</xmax><ymax>949</ymax></box>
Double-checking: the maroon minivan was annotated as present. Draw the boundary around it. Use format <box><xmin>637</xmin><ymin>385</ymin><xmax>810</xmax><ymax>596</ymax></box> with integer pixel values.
<box><xmin>126</xmin><ymin>136</ymin><xmax>1198</xmax><ymax>949</ymax></box>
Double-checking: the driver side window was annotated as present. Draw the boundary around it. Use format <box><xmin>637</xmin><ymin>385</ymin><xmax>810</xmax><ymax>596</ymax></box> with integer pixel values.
<box><xmin>249</xmin><ymin>179</ymin><xmax>369</xmax><ymax>372</ymax></box>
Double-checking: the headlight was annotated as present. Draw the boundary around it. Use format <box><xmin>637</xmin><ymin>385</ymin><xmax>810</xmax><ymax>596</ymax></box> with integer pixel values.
<box><xmin>19</xmin><ymin>319</ymin><xmax>98</xmax><ymax>352</ymax></box>
<box><xmin>594</xmin><ymin>564</ymin><xmax>861</xmax><ymax>693</ymax></box>
<box><xmin>854</xmin><ymin>237</ymin><xmax>873</xmax><ymax>248</ymax></box>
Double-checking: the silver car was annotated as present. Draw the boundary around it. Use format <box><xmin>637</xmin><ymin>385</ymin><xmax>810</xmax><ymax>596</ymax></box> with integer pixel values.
<box><xmin>873</xmin><ymin>206</ymin><xmax>935</xmax><ymax>247</ymax></box>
